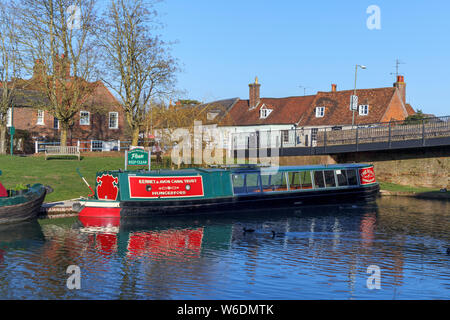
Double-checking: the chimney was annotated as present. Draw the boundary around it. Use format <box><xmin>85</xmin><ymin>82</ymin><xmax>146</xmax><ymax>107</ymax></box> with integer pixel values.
<box><xmin>54</xmin><ymin>54</ymin><xmax>71</xmax><ymax>79</ymax></box>
<box><xmin>394</xmin><ymin>75</ymin><xmax>406</xmax><ymax>104</ymax></box>
<box><xmin>33</xmin><ymin>59</ymin><xmax>45</xmax><ymax>79</ymax></box>
<box><xmin>331</xmin><ymin>84</ymin><xmax>337</xmax><ymax>92</ymax></box>
<box><xmin>248</xmin><ymin>77</ymin><xmax>261</xmax><ymax>109</ymax></box>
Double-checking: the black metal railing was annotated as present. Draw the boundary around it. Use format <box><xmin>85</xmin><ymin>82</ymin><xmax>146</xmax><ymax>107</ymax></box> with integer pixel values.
<box><xmin>231</xmin><ymin>115</ymin><xmax>450</xmax><ymax>156</ymax></box>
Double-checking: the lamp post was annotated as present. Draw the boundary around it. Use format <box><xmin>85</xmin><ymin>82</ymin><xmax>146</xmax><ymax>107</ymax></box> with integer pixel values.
<box><xmin>352</xmin><ymin>64</ymin><xmax>366</xmax><ymax>127</ymax></box>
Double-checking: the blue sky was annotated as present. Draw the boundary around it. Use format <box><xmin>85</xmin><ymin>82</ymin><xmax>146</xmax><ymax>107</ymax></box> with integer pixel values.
<box><xmin>151</xmin><ymin>0</ymin><xmax>450</xmax><ymax>116</ymax></box>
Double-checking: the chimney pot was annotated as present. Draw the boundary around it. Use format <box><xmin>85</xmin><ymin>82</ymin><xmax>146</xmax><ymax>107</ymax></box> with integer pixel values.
<box><xmin>394</xmin><ymin>76</ymin><xmax>406</xmax><ymax>104</ymax></box>
<box><xmin>331</xmin><ymin>84</ymin><xmax>337</xmax><ymax>92</ymax></box>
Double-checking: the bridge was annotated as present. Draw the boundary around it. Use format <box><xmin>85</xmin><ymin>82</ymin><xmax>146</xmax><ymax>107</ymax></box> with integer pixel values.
<box><xmin>232</xmin><ymin>115</ymin><xmax>450</xmax><ymax>157</ymax></box>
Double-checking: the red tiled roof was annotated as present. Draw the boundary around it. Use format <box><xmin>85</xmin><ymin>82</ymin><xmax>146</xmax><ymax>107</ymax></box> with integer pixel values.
<box><xmin>298</xmin><ymin>87</ymin><xmax>400</xmax><ymax>126</ymax></box>
<box><xmin>224</xmin><ymin>95</ymin><xmax>316</xmax><ymax>126</ymax></box>
<box><xmin>405</xmin><ymin>103</ymin><xmax>416</xmax><ymax>116</ymax></box>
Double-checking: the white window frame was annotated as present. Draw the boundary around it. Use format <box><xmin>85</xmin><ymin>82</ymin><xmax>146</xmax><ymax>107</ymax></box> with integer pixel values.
<box><xmin>259</xmin><ymin>105</ymin><xmax>272</xmax><ymax>119</ymax></box>
<box><xmin>6</xmin><ymin>108</ymin><xmax>12</xmax><ymax>127</ymax></box>
<box><xmin>359</xmin><ymin>105</ymin><xmax>369</xmax><ymax>116</ymax></box>
<box><xmin>80</xmin><ymin>110</ymin><xmax>90</xmax><ymax>125</ymax></box>
<box><xmin>37</xmin><ymin>110</ymin><xmax>45</xmax><ymax>125</ymax></box>
<box><xmin>108</xmin><ymin>112</ymin><xmax>119</xmax><ymax>129</ymax></box>
<box><xmin>315</xmin><ymin>106</ymin><xmax>325</xmax><ymax>118</ymax></box>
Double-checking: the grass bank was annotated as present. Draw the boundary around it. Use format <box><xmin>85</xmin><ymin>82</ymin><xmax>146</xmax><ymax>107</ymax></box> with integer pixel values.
<box><xmin>0</xmin><ymin>154</ymin><xmax>173</xmax><ymax>202</ymax></box>
<box><xmin>378</xmin><ymin>181</ymin><xmax>440</xmax><ymax>193</ymax></box>
<box><xmin>1</xmin><ymin>154</ymin><xmax>446</xmax><ymax>202</ymax></box>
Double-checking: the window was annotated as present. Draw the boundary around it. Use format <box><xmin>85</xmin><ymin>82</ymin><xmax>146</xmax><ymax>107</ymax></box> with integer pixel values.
<box><xmin>324</xmin><ymin>170</ymin><xmax>336</xmax><ymax>188</ymax></box>
<box><xmin>80</xmin><ymin>111</ymin><xmax>90</xmax><ymax>125</ymax></box>
<box><xmin>37</xmin><ymin>110</ymin><xmax>44</xmax><ymax>125</ymax></box>
<box><xmin>6</xmin><ymin>108</ymin><xmax>12</xmax><ymax>127</ymax></box>
<box><xmin>53</xmin><ymin>117</ymin><xmax>59</xmax><ymax>129</ymax></box>
<box><xmin>260</xmin><ymin>105</ymin><xmax>272</xmax><ymax>119</ymax></box>
<box><xmin>288</xmin><ymin>171</ymin><xmax>313</xmax><ymax>190</ymax></box>
<box><xmin>346</xmin><ymin>169</ymin><xmax>358</xmax><ymax>185</ymax></box>
<box><xmin>232</xmin><ymin>173</ymin><xmax>261</xmax><ymax>194</ymax></box>
<box><xmin>313</xmin><ymin>171</ymin><xmax>325</xmax><ymax>188</ymax></box>
<box><xmin>261</xmin><ymin>172</ymin><xmax>287</xmax><ymax>192</ymax></box>
<box><xmin>336</xmin><ymin>170</ymin><xmax>348</xmax><ymax>186</ymax></box>
<box><xmin>207</xmin><ymin>112</ymin><xmax>219</xmax><ymax>121</ymax></box>
<box><xmin>315</xmin><ymin>106</ymin><xmax>325</xmax><ymax>117</ymax></box>
<box><xmin>109</xmin><ymin>112</ymin><xmax>119</xmax><ymax>129</ymax></box>
<box><xmin>245</xmin><ymin>173</ymin><xmax>261</xmax><ymax>193</ymax></box>
<box><xmin>359</xmin><ymin>105</ymin><xmax>369</xmax><ymax>116</ymax></box>
<box><xmin>281</xmin><ymin>130</ymin><xmax>289</xmax><ymax>143</ymax></box>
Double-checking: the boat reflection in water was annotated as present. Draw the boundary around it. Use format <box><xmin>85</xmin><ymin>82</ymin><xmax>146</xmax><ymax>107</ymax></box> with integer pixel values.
<box><xmin>0</xmin><ymin>220</ymin><xmax>45</xmax><ymax>264</ymax></box>
<box><xmin>77</xmin><ymin>203</ymin><xmax>380</xmax><ymax>261</ymax></box>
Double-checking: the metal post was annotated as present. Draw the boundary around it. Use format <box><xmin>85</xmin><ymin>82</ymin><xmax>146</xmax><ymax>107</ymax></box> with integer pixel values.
<box><xmin>422</xmin><ymin>119</ymin><xmax>426</xmax><ymax>146</ymax></box>
<box><xmin>388</xmin><ymin>122</ymin><xmax>392</xmax><ymax>149</ymax></box>
<box><xmin>125</xmin><ymin>150</ymin><xmax>128</xmax><ymax>170</ymax></box>
<box><xmin>35</xmin><ymin>140</ymin><xmax>38</xmax><ymax>154</ymax></box>
<box><xmin>356</xmin><ymin>126</ymin><xmax>359</xmax><ymax>152</ymax></box>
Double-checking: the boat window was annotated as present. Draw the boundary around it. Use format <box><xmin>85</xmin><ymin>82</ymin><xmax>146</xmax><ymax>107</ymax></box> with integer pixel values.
<box><xmin>300</xmin><ymin>171</ymin><xmax>313</xmax><ymax>189</ymax></box>
<box><xmin>245</xmin><ymin>173</ymin><xmax>261</xmax><ymax>193</ymax></box>
<box><xmin>346</xmin><ymin>169</ymin><xmax>358</xmax><ymax>186</ymax></box>
<box><xmin>313</xmin><ymin>171</ymin><xmax>325</xmax><ymax>188</ymax></box>
<box><xmin>336</xmin><ymin>169</ymin><xmax>348</xmax><ymax>186</ymax></box>
<box><xmin>261</xmin><ymin>172</ymin><xmax>287</xmax><ymax>192</ymax></box>
<box><xmin>288</xmin><ymin>172</ymin><xmax>301</xmax><ymax>190</ymax></box>
<box><xmin>232</xmin><ymin>174</ymin><xmax>246</xmax><ymax>194</ymax></box>
<box><xmin>324</xmin><ymin>170</ymin><xmax>336</xmax><ymax>188</ymax></box>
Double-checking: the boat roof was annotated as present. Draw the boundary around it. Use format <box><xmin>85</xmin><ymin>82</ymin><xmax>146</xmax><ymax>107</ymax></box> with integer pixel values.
<box><xmin>105</xmin><ymin>164</ymin><xmax>371</xmax><ymax>175</ymax></box>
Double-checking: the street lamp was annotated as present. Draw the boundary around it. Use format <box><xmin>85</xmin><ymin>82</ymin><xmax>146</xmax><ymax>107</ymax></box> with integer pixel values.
<box><xmin>352</xmin><ymin>64</ymin><xmax>366</xmax><ymax>127</ymax></box>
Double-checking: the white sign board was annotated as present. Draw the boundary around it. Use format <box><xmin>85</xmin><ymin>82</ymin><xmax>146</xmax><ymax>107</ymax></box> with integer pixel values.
<box><xmin>350</xmin><ymin>95</ymin><xmax>358</xmax><ymax>111</ymax></box>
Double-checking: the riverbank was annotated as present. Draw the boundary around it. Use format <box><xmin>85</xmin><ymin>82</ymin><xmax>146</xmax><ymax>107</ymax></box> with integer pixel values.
<box><xmin>1</xmin><ymin>154</ymin><xmax>447</xmax><ymax>208</ymax></box>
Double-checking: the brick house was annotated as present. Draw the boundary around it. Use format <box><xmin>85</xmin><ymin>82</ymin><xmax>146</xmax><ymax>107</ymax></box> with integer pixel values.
<box><xmin>216</xmin><ymin>76</ymin><xmax>415</xmax><ymax>148</ymax></box>
<box><xmin>1</xmin><ymin>58</ymin><xmax>128</xmax><ymax>146</ymax></box>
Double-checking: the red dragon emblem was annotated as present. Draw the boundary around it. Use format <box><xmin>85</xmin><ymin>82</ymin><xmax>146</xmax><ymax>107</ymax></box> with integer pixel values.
<box><xmin>96</xmin><ymin>174</ymin><xmax>119</xmax><ymax>200</ymax></box>
<box><xmin>359</xmin><ymin>168</ymin><xmax>376</xmax><ymax>185</ymax></box>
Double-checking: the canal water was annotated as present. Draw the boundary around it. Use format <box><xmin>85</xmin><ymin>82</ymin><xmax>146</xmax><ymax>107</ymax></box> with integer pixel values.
<box><xmin>0</xmin><ymin>197</ymin><xmax>449</xmax><ymax>300</ymax></box>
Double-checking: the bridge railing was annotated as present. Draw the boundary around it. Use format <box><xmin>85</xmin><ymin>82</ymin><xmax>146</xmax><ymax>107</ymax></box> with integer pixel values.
<box><xmin>231</xmin><ymin>115</ymin><xmax>450</xmax><ymax>154</ymax></box>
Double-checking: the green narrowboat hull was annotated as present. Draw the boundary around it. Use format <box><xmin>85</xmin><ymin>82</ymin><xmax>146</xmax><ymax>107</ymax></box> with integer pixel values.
<box><xmin>0</xmin><ymin>184</ymin><xmax>47</xmax><ymax>225</ymax></box>
<box><xmin>78</xmin><ymin>164</ymin><xmax>380</xmax><ymax>218</ymax></box>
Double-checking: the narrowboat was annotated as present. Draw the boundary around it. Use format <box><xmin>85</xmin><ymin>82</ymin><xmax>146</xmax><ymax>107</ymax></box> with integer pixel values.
<box><xmin>77</xmin><ymin>164</ymin><xmax>379</xmax><ymax>219</ymax></box>
<box><xmin>0</xmin><ymin>171</ymin><xmax>48</xmax><ymax>224</ymax></box>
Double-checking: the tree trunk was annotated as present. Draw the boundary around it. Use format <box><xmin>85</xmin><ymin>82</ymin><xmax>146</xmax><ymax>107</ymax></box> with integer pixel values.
<box><xmin>131</xmin><ymin>126</ymin><xmax>140</xmax><ymax>146</ymax></box>
<box><xmin>0</xmin><ymin>125</ymin><xmax>6</xmax><ymax>154</ymax></box>
<box><xmin>60</xmin><ymin>124</ymin><xmax>68</xmax><ymax>147</ymax></box>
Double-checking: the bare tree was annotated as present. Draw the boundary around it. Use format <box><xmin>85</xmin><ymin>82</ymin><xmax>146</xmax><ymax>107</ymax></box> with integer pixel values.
<box><xmin>0</xmin><ymin>2</ymin><xmax>22</xmax><ymax>154</ymax></box>
<box><xmin>15</xmin><ymin>0</ymin><xmax>99</xmax><ymax>146</ymax></box>
<box><xmin>97</xmin><ymin>0</ymin><xmax>177</xmax><ymax>146</ymax></box>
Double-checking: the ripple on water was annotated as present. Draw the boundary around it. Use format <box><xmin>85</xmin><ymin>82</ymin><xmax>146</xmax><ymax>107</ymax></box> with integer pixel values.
<box><xmin>0</xmin><ymin>197</ymin><xmax>449</xmax><ymax>299</ymax></box>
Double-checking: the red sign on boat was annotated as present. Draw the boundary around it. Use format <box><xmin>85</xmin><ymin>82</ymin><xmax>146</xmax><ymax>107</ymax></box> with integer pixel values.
<box><xmin>128</xmin><ymin>176</ymin><xmax>204</xmax><ymax>199</ymax></box>
<box><xmin>359</xmin><ymin>167</ymin><xmax>376</xmax><ymax>185</ymax></box>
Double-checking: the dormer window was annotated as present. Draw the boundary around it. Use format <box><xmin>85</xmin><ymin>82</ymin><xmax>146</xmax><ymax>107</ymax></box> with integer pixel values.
<box><xmin>359</xmin><ymin>105</ymin><xmax>369</xmax><ymax>116</ymax></box>
<box><xmin>260</xmin><ymin>104</ymin><xmax>273</xmax><ymax>119</ymax></box>
<box><xmin>315</xmin><ymin>106</ymin><xmax>325</xmax><ymax>118</ymax></box>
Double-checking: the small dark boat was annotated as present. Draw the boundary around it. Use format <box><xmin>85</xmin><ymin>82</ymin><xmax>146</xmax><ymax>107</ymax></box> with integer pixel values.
<box><xmin>77</xmin><ymin>163</ymin><xmax>379</xmax><ymax>219</ymax></box>
<box><xmin>0</xmin><ymin>172</ymin><xmax>47</xmax><ymax>224</ymax></box>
